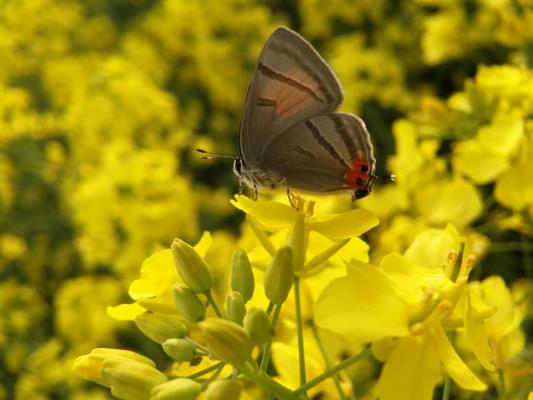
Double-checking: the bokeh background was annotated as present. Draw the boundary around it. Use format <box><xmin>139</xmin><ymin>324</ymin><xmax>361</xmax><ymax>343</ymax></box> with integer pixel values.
<box><xmin>1</xmin><ymin>0</ymin><xmax>532</xmax><ymax>398</ymax></box>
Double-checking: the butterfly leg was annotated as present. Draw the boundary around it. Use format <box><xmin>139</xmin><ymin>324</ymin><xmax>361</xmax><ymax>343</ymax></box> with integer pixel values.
<box><xmin>285</xmin><ymin>183</ymin><xmax>299</xmax><ymax>209</ymax></box>
<box><xmin>238</xmin><ymin>174</ymin><xmax>244</xmax><ymax>195</ymax></box>
<box><xmin>251</xmin><ymin>180</ymin><xmax>258</xmax><ymax>200</ymax></box>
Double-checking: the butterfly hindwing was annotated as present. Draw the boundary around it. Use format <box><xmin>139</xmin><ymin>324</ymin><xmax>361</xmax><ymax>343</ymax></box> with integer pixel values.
<box><xmin>262</xmin><ymin>112</ymin><xmax>376</xmax><ymax>192</ymax></box>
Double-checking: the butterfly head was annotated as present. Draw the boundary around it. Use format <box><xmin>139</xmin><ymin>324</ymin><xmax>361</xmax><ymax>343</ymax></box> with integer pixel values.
<box><xmin>351</xmin><ymin>173</ymin><xmax>395</xmax><ymax>202</ymax></box>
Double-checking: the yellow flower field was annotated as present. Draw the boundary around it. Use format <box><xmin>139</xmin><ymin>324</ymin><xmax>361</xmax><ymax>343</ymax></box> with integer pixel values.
<box><xmin>1</xmin><ymin>1</ymin><xmax>532</xmax><ymax>399</ymax></box>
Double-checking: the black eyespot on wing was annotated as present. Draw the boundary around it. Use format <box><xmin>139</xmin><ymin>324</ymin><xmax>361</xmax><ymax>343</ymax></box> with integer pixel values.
<box><xmin>360</xmin><ymin>164</ymin><xmax>369</xmax><ymax>173</ymax></box>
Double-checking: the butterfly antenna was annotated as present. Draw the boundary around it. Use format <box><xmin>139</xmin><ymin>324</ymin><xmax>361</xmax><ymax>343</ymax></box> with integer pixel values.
<box><xmin>383</xmin><ymin>174</ymin><xmax>396</xmax><ymax>182</ymax></box>
<box><xmin>370</xmin><ymin>173</ymin><xmax>396</xmax><ymax>182</ymax></box>
<box><xmin>195</xmin><ymin>148</ymin><xmax>237</xmax><ymax>160</ymax></box>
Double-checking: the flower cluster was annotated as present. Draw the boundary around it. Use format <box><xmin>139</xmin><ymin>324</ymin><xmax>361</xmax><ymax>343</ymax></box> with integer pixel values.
<box><xmin>75</xmin><ymin>197</ymin><xmax>531</xmax><ymax>399</ymax></box>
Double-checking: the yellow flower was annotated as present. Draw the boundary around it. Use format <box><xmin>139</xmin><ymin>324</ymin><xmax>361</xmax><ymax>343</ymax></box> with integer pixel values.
<box><xmin>271</xmin><ymin>339</ymin><xmax>352</xmax><ymax>399</ymax></box>
<box><xmin>474</xmin><ymin>276</ymin><xmax>527</xmax><ymax>369</ymax></box>
<box><xmin>316</xmin><ymin>226</ymin><xmax>496</xmax><ymax>399</ymax></box>
<box><xmin>107</xmin><ymin>232</ymin><xmax>212</xmax><ymax>321</ymax></box>
<box><xmin>231</xmin><ymin>195</ymin><xmax>378</xmax><ymax>271</ymax></box>
<box><xmin>414</xmin><ymin>178</ymin><xmax>482</xmax><ymax>227</ymax></box>
<box><xmin>232</xmin><ymin>194</ymin><xmax>378</xmax><ymax>318</ymax></box>
<box><xmin>453</xmin><ymin>111</ymin><xmax>524</xmax><ymax>184</ymax></box>
<box><xmin>495</xmin><ymin>159</ymin><xmax>533</xmax><ymax>210</ymax></box>
<box><xmin>0</xmin><ymin>234</ymin><xmax>26</xmax><ymax>260</ymax></box>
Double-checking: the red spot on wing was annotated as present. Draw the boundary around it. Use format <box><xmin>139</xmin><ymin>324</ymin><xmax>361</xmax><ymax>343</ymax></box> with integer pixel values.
<box><xmin>344</xmin><ymin>159</ymin><xmax>370</xmax><ymax>189</ymax></box>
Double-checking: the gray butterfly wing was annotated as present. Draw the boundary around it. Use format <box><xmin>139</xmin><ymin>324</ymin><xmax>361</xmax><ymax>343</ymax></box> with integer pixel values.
<box><xmin>263</xmin><ymin>112</ymin><xmax>376</xmax><ymax>193</ymax></box>
<box><xmin>240</xmin><ymin>27</ymin><xmax>343</xmax><ymax>169</ymax></box>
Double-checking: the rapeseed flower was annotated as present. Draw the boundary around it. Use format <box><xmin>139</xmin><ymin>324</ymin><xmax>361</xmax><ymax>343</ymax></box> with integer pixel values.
<box><xmin>107</xmin><ymin>232</ymin><xmax>212</xmax><ymax>321</ymax></box>
<box><xmin>316</xmin><ymin>225</ymin><xmax>495</xmax><ymax>400</ymax></box>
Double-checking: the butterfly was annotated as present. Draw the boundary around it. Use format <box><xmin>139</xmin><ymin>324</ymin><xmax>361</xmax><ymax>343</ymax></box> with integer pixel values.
<box><xmin>199</xmin><ymin>27</ymin><xmax>386</xmax><ymax>202</ymax></box>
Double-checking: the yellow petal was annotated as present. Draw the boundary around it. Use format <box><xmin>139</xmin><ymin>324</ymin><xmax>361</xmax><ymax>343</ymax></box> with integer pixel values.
<box><xmin>231</xmin><ymin>195</ymin><xmax>297</xmax><ymax>231</ymax></box>
<box><xmin>480</xmin><ymin>276</ymin><xmax>520</xmax><ymax>338</ymax></box>
<box><xmin>404</xmin><ymin>224</ymin><xmax>461</xmax><ymax>269</ymax></box>
<box><xmin>194</xmin><ymin>231</ymin><xmax>212</xmax><ymax>257</ymax></box>
<box><xmin>477</xmin><ymin>112</ymin><xmax>523</xmax><ymax>157</ymax></box>
<box><xmin>431</xmin><ymin>324</ymin><xmax>487</xmax><ymax>391</ymax></box>
<box><xmin>495</xmin><ymin>160</ymin><xmax>533</xmax><ymax>210</ymax></box>
<box><xmin>107</xmin><ymin>303</ymin><xmax>146</xmax><ymax>321</ymax></box>
<box><xmin>128</xmin><ymin>249</ymin><xmax>178</xmax><ymax>300</ymax></box>
<box><xmin>315</xmin><ymin>260</ymin><xmax>410</xmax><ymax>343</ymax></box>
<box><xmin>302</xmin><ymin>232</ymin><xmax>369</xmax><ymax>276</ymax></box>
<box><xmin>307</xmin><ymin>209</ymin><xmax>379</xmax><ymax>240</ymax></box>
<box><xmin>378</xmin><ymin>332</ymin><xmax>441</xmax><ymax>400</ymax></box>
<box><xmin>453</xmin><ymin>140</ymin><xmax>509</xmax><ymax>184</ymax></box>
<box><xmin>414</xmin><ymin>179</ymin><xmax>482</xmax><ymax>226</ymax></box>
<box><xmin>380</xmin><ymin>253</ymin><xmax>447</xmax><ymax>302</ymax></box>
<box><xmin>137</xmin><ymin>297</ymin><xmax>179</xmax><ymax>315</ymax></box>
<box><xmin>464</xmin><ymin>291</ymin><xmax>495</xmax><ymax>371</ymax></box>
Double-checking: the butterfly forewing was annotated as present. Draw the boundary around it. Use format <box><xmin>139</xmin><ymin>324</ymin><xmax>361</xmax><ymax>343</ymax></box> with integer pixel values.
<box><xmin>240</xmin><ymin>27</ymin><xmax>343</xmax><ymax>168</ymax></box>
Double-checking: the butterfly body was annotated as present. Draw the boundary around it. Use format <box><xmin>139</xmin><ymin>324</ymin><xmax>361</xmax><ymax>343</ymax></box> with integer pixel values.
<box><xmin>235</xmin><ymin>27</ymin><xmax>377</xmax><ymax>201</ymax></box>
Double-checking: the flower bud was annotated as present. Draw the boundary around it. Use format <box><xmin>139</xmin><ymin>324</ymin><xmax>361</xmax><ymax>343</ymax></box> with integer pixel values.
<box><xmin>172</xmin><ymin>284</ymin><xmax>205</xmax><ymax>322</ymax></box>
<box><xmin>134</xmin><ymin>313</ymin><xmax>187</xmax><ymax>344</ymax></box>
<box><xmin>151</xmin><ymin>378</ymin><xmax>202</xmax><ymax>400</ymax></box>
<box><xmin>230</xmin><ymin>250</ymin><xmax>254</xmax><ymax>302</ymax></box>
<box><xmin>264</xmin><ymin>247</ymin><xmax>293</xmax><ymax>305</ymax></box>
<box><xmin>243</xmin><ymin>307</ymin><xmax>270</xmax><ymax>347</ymax></box>
<box><xmin>225</xmin><ymin>291</ymin><xmax>246</xmax><ymax>325</ymax></box>
<box><xmin>162</xmin><ymin>338</ymin><xmax>197</xmax><ymax>362</ymax></box>
<box><xmin>204</xmin><ymin>379</ymin><xmax>242</xmax><ymax>400</ymax></box>
<box><xmin>171</xmin><ymin>238</ymin><xmax>214</xmax><ymax>293</ymax></box>
<box><xmin>199</xmin><ymin>318</ymin><xmax>253</xmax><ymax>366</ymax></box>
<box><xmin>73</xmin><ymin>348</ymin><xmax>167</xmax><ymax>400</ymax></box>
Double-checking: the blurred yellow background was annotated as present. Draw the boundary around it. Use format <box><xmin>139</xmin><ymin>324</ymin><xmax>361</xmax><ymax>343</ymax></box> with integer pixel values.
<box><xmin>1</xmin><ymin>0</ymin><xmax>532</xmax><ymax>399</ymax></box>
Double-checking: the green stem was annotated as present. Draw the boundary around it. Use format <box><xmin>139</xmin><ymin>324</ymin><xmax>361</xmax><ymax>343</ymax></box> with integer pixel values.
<box><xmin>201</xmin><ymin>363</ymin><xmax>224</xmax><ymax>389</ymax></box>
<box><xmin>239</xmin><ymin>362</ymin><xmax>296</xmax><ymax>400</ymax></box>
<box><xmin>301</xmin><ymin>239</ymin><xmax>350</xmax><ymax>276</ymax></box>
<box><xmin>498</xmin><ymin>370</ymin><xmax>507</xmax><ymax>400</ymax></box>
<box><xmin>294</xmin><ymin>276</ymin><xmax>307</xmax><ymax>388</ymax></box>
<box><xmin>204</xmin><ymin>290</ymin><xmax>223</xmax><ymax>318</ymax></box>
<box><xmin>247</xmin><ymin>215</ymin><xmax>276</xmax><ymax>256</ymax></box>
<box><xmin>260</xmin><ymin>304</ymin><xmax>282</xmax><ymax>372</ymax></box>
<box><xmin>294</xmin><ymin>347</ymin><xmax>372</xmax><ymax>396</ymax></box>
<box><xmin>266</xmin><ymin>301</ymin><xmax>274</xmax><ymax>315</ymax></box>
<box><xmin>186</xmin><ymin>362</ymin><xmax>224</xmax><ymax>379</ymax></box>
<box><xmin>309</xmin><ymin>322</ymin><xmax>347</xmax><ymax>400</ymax></box>
<box><xmin>442</xmin><ymin>376</ymin><xmax>451</xmax><ymax>400</ymax></box>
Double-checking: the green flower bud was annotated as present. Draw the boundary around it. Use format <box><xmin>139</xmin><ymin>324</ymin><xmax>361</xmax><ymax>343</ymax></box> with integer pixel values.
<box><xmin>162</xmin><ymin>338</ymin><xmax>197</xmax><ymax>362</ymax></box>
<box><xmin>230</xmin><ymin>250</ymin><xmax>254</xmax><ymax>302</ymax></box>
<box><xmin>134</xmin><ymin>313</ymin><xmax>187</xmax><ymax>344</ymax></box>
<box><xmin>199</xmin><ymin>318</ymin><xmax>253</xmax><ymax>366</ymax></box>
<box><xmin>204</xmin><ymin>379</ymin><xmax>242</xmax><ymax>400</ymax></box>
<box><xmin>172</xmin><ymin>284</ymin><xmax>205</xmax><ymax>322</ymax></box>
<box><xmin>264</xmin><ymin>247</ymin><xmax>293</xmax><ymax>305</ymax></box>
<box><xmin>225</xmin><ymin>291</ymin><xmax>246</xmax><ymax>325</ymax></box>
<box><xmin>151</xmin><ymin>378</ymin><xmax>202</xmax><ymax>400</ymax></box>
<box><xmin>243</xmin><ymin>307</ymin><xmax>271</xmax><ymax>347</ymax></box>
<box><xmin>74</xmin><ymin>348</ymin><xmax>167</xmax><ymax>400</ymax></box>
<box><xmin>171</xmin><ymin>238</ymin><xmax>214</xmax><ymax>293</ymax></box>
